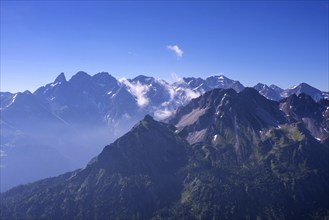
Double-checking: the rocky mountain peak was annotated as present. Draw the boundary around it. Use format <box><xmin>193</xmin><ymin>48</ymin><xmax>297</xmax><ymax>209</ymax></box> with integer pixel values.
<box><xmin>54</xmin><ymin>72</ymin><xmax>67</xmax><ymax>83</ymax></box>
<box><xmin>132</xmin><ymin>75</ymin><xmax>154</xmax><ymax>83</ymax></box>
<box><xmin>69</xmin><ymin>71</ymin><xmax>92</xmax><ymax>83</ymax></box>
<box><xmin>269</xmin><ymin>84</ymin><xmax>284</xmax><ymax>93</ymax></box>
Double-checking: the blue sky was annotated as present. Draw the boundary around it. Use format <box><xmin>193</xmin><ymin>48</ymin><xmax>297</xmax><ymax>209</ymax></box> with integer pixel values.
<box><xmin>1</xmin><ymin>1</ymin><xmax>328</xmax><ymax>92</ymax></box>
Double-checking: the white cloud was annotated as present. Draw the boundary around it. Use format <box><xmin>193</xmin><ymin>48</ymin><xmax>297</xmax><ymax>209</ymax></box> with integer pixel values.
<box><xmin>184</xmin><ymin>88</ymin><xmax>201</xmax><ymax>100</ymax></box>
<box><xmin>120</xmin><ymin>78</ymin><xmax>150</xmax><ymax>107</ymax></box>
<box><xmin>154</xmin><ymin>108</ymin><xmax>174</xmax><ymax>120</ymax></box>
<box><xmin>171</xmin><ymin>72</ymin><xmax>184</xmax><ymax>83</ymax></box>
<box><xmin>157</xmin><ymin>78</ymin><xmax>176</xmax><ymax>100</ymax></box>
<box><xmin>167</xmin><ymin>45</ymin><xmax>183</xmax><ymax>58</ymax></box>
<box><xmin>171</xmin><ymin>72</ymin><xmax>201</xmax><ymax>100</ymax></box>
<box><xmin>167</xmin><ymin>86</ymin><xmax>175</xmax><ymax>100</ymax></box>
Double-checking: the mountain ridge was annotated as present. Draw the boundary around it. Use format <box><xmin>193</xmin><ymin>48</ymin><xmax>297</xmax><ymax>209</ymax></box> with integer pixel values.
<box><xmin>1</xmin><ymin>88</ymin><xmax>328</xmax><ymax>219</ymax></box>
<box><xmin>1</xmin><ymin>72</ymin><xmax>328</xmax><ymax>192</ymax></box>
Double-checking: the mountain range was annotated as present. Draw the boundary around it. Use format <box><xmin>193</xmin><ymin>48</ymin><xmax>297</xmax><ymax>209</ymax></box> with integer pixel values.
<box><xmin>1</xmin><ymin>87</ymin><xmax>328</xmax><ymax>219</ymax></box>
<box><xmin>0</xmin><ymin>72</ymin><xmax>328</xmax><ymax>192</ymax></box>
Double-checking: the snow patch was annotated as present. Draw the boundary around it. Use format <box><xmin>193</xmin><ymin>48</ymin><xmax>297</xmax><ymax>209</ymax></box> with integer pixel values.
<box><xmin>212</xmin><ymin>134</ymin><xmax>220</xmax><ymax>145</ymax></box>
<box><xmin>289</xmin><ymin>84</ymin><xmax>299</xmax><ymax>90</ymax></box>
<box><xmin>6</xmin><ymin>94</ymin><xmax>18</xmax><ymax>108</ymax></box>
<box><xmin>50</xmin><ymin>82</ymin><xmax>61</xmax><ymax>87</ymax></box>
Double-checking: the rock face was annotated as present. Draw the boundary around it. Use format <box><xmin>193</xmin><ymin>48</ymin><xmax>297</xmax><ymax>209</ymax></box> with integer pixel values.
<box><xmin>1</xmin><ymin>88</ymin><xmax>329</xmax><ymax>219</ymax></box>
<box><xmin>253</xmin><ymin>82</ymin><xmax>329</xmax><ymax>102</ymax></box>
<box><xmin>253</xmin><ymin>83</ymin><xmax>282</xmax><ymax>101</ymax></box>
<box><xmin>281</xmin><ymin>82</ymin><xmax>328</xmax><ymax>101</ymax></box>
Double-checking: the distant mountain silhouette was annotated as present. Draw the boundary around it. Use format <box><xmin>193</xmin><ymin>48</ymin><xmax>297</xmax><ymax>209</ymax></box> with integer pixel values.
<box><xmin>1</xmin><ymin>72</ymin><xmax>328</xmax><ymax>191</ymax></box>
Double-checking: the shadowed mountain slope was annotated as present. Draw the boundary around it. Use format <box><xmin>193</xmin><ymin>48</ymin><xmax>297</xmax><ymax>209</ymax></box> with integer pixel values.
<box><xmin>1</xmin><ymin>88</ymin><xmax>329</xmax><ymax>219</ymax></box>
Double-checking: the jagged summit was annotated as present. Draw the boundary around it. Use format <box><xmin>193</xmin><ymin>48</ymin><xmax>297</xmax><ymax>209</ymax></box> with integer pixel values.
<box><xmin>92</xmin><ymin>72</ymin><xmax>117</xmax><ymax>81</ymax></box>
<box><xmin>132</xmin><ymin>75</ymin><xmax>154</xmax><ymax>83</ymax></box>
<box><xmin>269</xmin><ymin>84</ymin><xmax>284</xmax><ymax>93</ymax></box>
<box><xmin>69</xmin><ymin>71</ymin><xmax>91</xmax><ymax>82</ymax></box>
<box><xmin>132</xmin><ymin>114</ymin><xmax>173</xmax><ymax>132</ymax></box>
<box><xmin>1</xmin><ymin>86</ymin><xmax>328</xmax><ymax>219</ymax></box>
<box><xmin>54</xmin><ymin>72</ymin><xmax>67</xmax><ymax>83</ymax></box>
<box><xmin>281</xmin><ymin>82</ymin><xmax>324</xmax><ymax>101</ymax></box>
<box><xmin>1</xmin><ymin>71</ymin><xmax>329</xmax><ymax>193</ymax></box>
<box><xmin>92</xmin><ymin>72</ymin><xmax>118</xmax><ymax>88</ymax></box>
<box><xmin>253</xmin><ymin>83</ymin><xmax>281</xmax><ymax>101</ymax></box>
<box><xmin>205</xmin><ymin>75</ymin><xmax>245</xmax><ymax>92</ymax></box>
<box><xmin>143</xmin><ymin>114</ymin><xmax>154</xmax><ymax>122</ymax></box>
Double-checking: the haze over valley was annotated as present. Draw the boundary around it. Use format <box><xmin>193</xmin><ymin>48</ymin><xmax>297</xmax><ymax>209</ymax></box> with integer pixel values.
<box><xmin>1</xmin><ymin>1</ymin><xmax>328</xmax><ymax>219</ymax></box>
